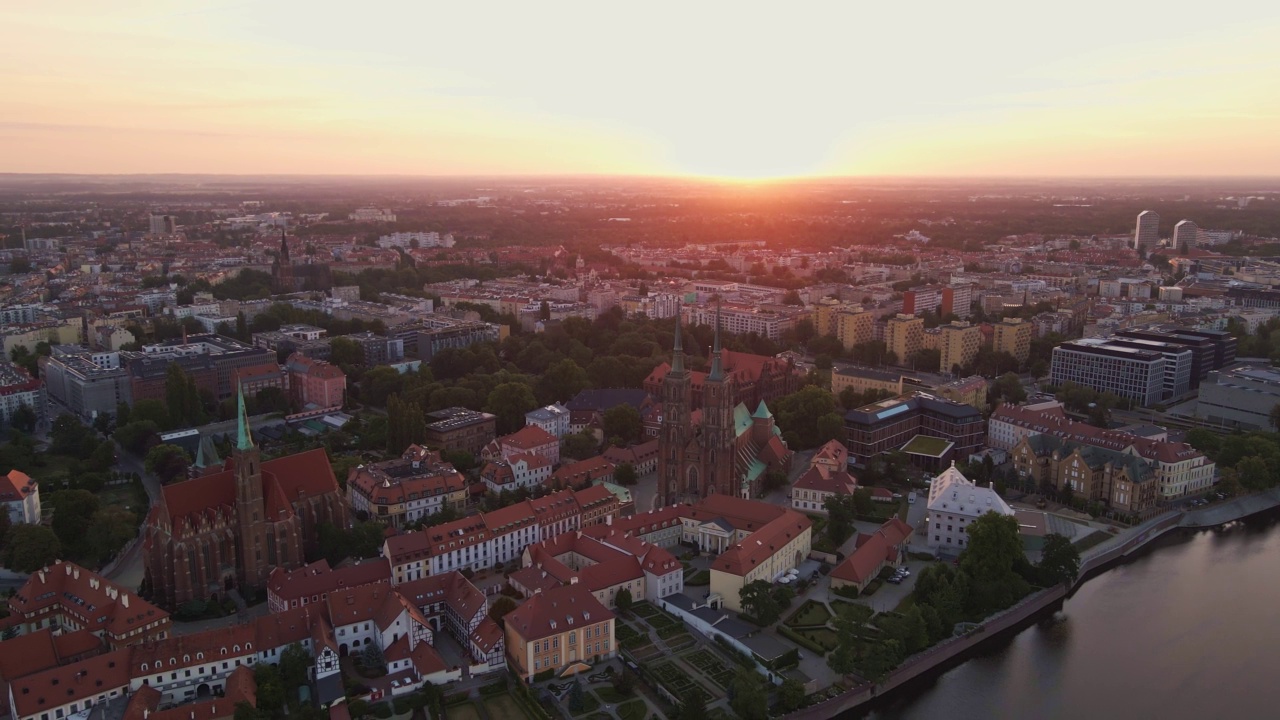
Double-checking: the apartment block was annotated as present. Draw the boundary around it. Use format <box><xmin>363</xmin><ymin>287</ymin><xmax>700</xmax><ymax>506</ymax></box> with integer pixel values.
<box><xmin>834</xmin><ymin>310</ymin><xmax>874</xmax><ymax>350</ymax></box>
<box><xmin>994</xmin><ymin>317</ymin><xmax>1034</xmax><ymax>365</ymax></box>
<box><xmin>939</xmin><ymin>321</ymin><xmax>981</xmax><ymax>373</ymax></box>
<box><xmin>885</xmin><ymin>314</ymin><xmax>924</xmax><ymax>364</ymax></box>
<box><xmin>941</xmin><ymin>283</ymin><xmax>974</xmax><ymax>319</ymax></box>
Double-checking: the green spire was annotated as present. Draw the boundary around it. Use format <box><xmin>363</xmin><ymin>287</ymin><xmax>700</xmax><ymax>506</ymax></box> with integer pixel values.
<box><xmin>236</xmin><ymin>383</ymin><xmax>254</xmax><ymax>451</ymax></box>
<box><xmin>671</xmin><ymin>304</ymin><xmax>685</xmax><ymax>373</ymax></box>
<box><xmin>708</xmin><ymin>301</ymin><xmax>724</xmax><ymax>381</ymax></box>
<box><xmin>752</xmin><ymin>400</ymin><xmax>772</xmax><ymax>419</ymax></box>
<box><xmin>194</xmin><ymin>434</ymin><xmax>221</xmax><ymax>469</ymax></box>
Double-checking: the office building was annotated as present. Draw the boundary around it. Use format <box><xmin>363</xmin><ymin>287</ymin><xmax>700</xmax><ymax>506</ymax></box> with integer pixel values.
<box><xmin>1050</xmin><ymin>339</ymin><xmax>1166</xmax><ymax>407</ymax></box>
<box><xmin>1100</xmin><ymin>337</ymin><xmax>1194</xmax><ymax>400</ymax></box>
<box><xmin>1134</xmin><ymin>210</ymin><xmax>1160</xmax><ymax>253</ymax></box>
<box><xmin>885</xmin><ymin>314</ymin><xmax>924</xmax><ymax>364</ymax></box>
<box><xmin>939</xmin><ymin>321</ymin><xmax>981</xmax><ymax>373</ymax></box>
<box><xmin>994</xmin><ymin>317</ymin><xmax>1034</xmax><ymax>365</ymax></box>
<box><xmin>843</xmin><ymin>392</ymin><xmax>984</xmax><ymax>469</ymax></box>
<box><xmin>40</xmin><ymin>349</ymin><xmax>132</xmax><ymax>420</ymax></box>
<box><xmin>1197</xmin><ymin>363</ymin><xmax>1280</xmax><ymax>430</ymax></box>
<box><xmin>140</xmin><ymin>334</ymin><xmax>279</xmax><ymax>400</ymax></box>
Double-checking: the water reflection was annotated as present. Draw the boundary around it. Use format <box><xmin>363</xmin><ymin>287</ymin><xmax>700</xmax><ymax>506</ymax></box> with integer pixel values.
<box><xmin>853</xmin><ymin>508</ymin><xmax>1280</xmax><ymax>720</ymax></box>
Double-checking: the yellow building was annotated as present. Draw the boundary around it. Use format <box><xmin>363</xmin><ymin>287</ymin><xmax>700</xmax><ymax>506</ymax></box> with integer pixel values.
<box><xmin>709</xmin><ymin>511</ymin><xmax>813</xmax><ymax>613</ymax></box>
<box><xmin>503</xmin><ymin>584</ymin><xmax>616</xmax><ymax>681</ymax></box>
<box><xmin>921</xmin><ymin>328</ymin><xmax>941</xmax><ymax>352</ymax></box>
<box><xmin>939</xmin><ymin>321</ymin><xmax>982</xmax><ymax>373</ymax></box>
<box><xmin>834</xmin><ymin>310</ymin><xmax>874</xmax><ymax>350</ymax></box>
<box><xmin>994</xmin><ymin>317</ymin><xmax>1034</xmax><ymax>364</ymax></box>
<box><xmin>934</xmin><ymin>375</ymin><xmax>990</xmax><ymax>410</ymax></box>
<box><xmin>885</xmin><ymin>314</ymin><xmax>924</xmax><ymax>364</ymax></box>
<box><xmin>831</xmin><ymin>365</ymin><xmax>903</xmax><ymax>397</ymax></box>
<box><xmin>811</xmin><ymin>297</ymin><xmax>847</xmax><ymax>336</ymax></box>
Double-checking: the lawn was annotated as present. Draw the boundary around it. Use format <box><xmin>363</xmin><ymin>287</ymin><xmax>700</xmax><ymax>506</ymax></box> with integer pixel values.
<box><xmin>445</xmin><ymin>703</ymin><xmax>482</xmax><ymax>720</ymax></box>
<box><xmin>615</xmin><ymin>622</ymin><xmax>645</xmax><ymax>648</ymax></box>
<box><xmin>785</xmin><ymin>600</ymin><xmax>833</xmax><ymax>628</ymax></box>
<box><xmin>793</xmin><ymin>626</ymin><xmax>840</xmax><ymax>652</ymax></box>
<box><xmin>631</xmin><ymin>602</ymin><xmax>659</xmax><ymax>619</ymax></box>
<box><xmin>649</xmin><ymin>661</ymin><xmax>713</xmax><ymax>702</ymax></box>
<box><xmin>482</xmin><ymin>696</ymin><xmax>532</xmax><ymax>720</ymax></box>
<box><xmin>595</xmin><ymin>688</ymin><xmax>632</xmax><ymax>704</ymax></box>
<box><xmin>685</xmin><ymin>570</ymin><xmax>711</xmax><ymax>586</ymax></box>
<box><xmin>831</xmin><ymin>600</ymin><xmax>875</xmax><ymax>623</ymax></box>
<box><xmin>628</xmin><ymin>644</ymin><xmax>663</xmax><ymax>662</ymax></box>
<box><xmin>900</xmin><ymin>435</ymin><xmax>954</xmax><ymax>458</ymax></box>
<box><xmin>664</xmin><ymin>634</ymin><xmax>696</xmax><ymax>652</ymax></box>
<box><xmin>617</xmin><ymin>699</ymin><xmax>646</xmax><ymax>720</ymax></box>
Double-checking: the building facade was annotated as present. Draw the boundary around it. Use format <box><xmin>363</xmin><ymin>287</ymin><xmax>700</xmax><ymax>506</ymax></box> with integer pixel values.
<box><xmin>1050</xmin><ymin>340</ymin><xmax>1166</xmax><ymax>407</ymax></box>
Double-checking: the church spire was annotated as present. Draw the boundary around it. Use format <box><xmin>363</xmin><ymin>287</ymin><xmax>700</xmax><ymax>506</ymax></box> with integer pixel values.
<box><xmin>671</xmin><ymin>303</ymin><xmax>685</xmax><ymax>373</ymax></box>
<box><xmin>236</xmin><ymin>383</ymin><xmax>254</xmax><ymax>451</ymax></box>
<box><xmin>708</xmin><ymin>300</ymin><xmax>724</xmax><ymax>381</ymax></box>
<box><xmin>280</xmin><ymin>228</ymin><xmax>290</xmax><ymax>262</ymax></box>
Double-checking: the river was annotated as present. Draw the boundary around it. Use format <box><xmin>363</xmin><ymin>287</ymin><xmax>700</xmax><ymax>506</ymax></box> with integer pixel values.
<box><xmin>858</xmin><ymin>507</ymin><xmax>1280</xmax><ymax>720</ymax></box>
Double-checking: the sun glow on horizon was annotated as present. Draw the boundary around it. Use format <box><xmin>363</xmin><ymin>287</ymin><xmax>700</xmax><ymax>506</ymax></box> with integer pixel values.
<box><xmin>3</xmin><ymin>2</ymin><xmax>1280</xmax><ymax>176</ymax></box>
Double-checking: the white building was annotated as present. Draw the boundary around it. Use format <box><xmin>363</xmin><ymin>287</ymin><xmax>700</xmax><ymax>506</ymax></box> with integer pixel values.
<box><xmin>926</xmin><ymin>463</ymin><xmax>1014</xmax><ymax>553</ymax></box>
<box><xmin>1050</xmin><ymin>339</ymin><xmax>1167</xmax><ymax>407</ymax></box>
<box><xmin>525</xmin><ymin>403</ymin><xmax>571</xmax><ymax>438</ymax></box>
<box><xmin>0</xmin><ymin>470</ymin><xmax>41</xmax><ymax>524</ymax></box>
<box><xmin>148</xmin><ymin>215</ymin><xmax>177</xmax><ymax>235</ymax></box>
<box><xmin>1134</xmin><ymin>210</ymin><xmax>1160</xmax><ymax>253</ymax></box>
<box><xmin>378</xmin><ymin>232</ymin><xmax>456</xmax><ymax>249</ymax></box>
<box><xmin>1174</xmin><ymin>220</ymin><xmax>1199</xmax><ymax>250</ymax></box>
<box><xmin>350</xmin><ymin>208</ymin><xmax>397</xmax><ymax>222</ymax></box>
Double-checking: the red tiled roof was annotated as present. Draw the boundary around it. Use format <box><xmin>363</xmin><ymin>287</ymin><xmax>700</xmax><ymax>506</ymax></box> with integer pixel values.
<box><xmin>0</xmin><ymin>469</ymin><xmax>37</xmax><ymax>502</ymax></box>
<box><xmin>500</xmin><ymin>425</ymin><xmax>558</xmax><ymax>450</ymax></box>
<box><xmin>9</xmin><ymin>561</ymin><xmax>168</xmax><ymax>639</ymax></box>
<box><xmin>793</xmin><ymin>466</ymin><xmax>858</xmax><ymax>495</ymax></box>
<box><xmin>11</xmin><ymin>648</ymin><xmax>131</xmax><ymax>719</ymax></box>
<box><xmin>504</xmin><ymin>584</ymin><xmax>613</xmax><ymax>642</ymax></box>
<box><xmin>993</xmin><ymin>403</ymin><xmax>1206</xmax><ymax>465</ymax></box>
<box><xmin>712</xmin><ymin>509</ymin><xmax>811</xmax><ymax>577</ymax></box>
<box><xmin>267</xmin><ymin>558</ymin><xmax>391</xmax><ymax>605</ymax></box>
<box><xmin>830</xmin><ymin>518</ymin><xmax>912</xmax><ymax>585</ymax></box>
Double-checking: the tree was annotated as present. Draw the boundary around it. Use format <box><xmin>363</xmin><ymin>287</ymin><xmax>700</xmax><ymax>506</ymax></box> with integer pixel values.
<box><xmin>988</xmin><ymin>373</ymin><xmax>1026</xmax><ymax>406</ymax></box>
<box><xmin>729</xmin><ymin>668</ymin><xmax>768</xmax><ymax>720</ymax></box>
<box><xmin>361</xmin><ymin>643</ymin><xmax>387</xmax><ymax>675</ymax></box>
<box><xmin>816</xmin><ymin>412</ymin><xmax>844</xmax><ymax>446</ymax></box>
<box><xmin>9</xmin><ymin>403</ymin><xmax>36</xmax><ymax>433</ymax></box>
<box><xmin>824</xmin><ymin>494</ymin><xmax>856</xmax><ymax>545</ymax></box>
<box><xmin>777</xmin><ymin>677</ymin><xmax>806</xmax><ymax>712</ymax></box>
<box><xmin>614</xmin><ymin>588</ymin><xmax>633</xmax><ymax>615</ymax></box>
<box><xmin>485</xmin><ymin>382</ymin><xmax>538</xmax><ymax>434</ymax></box>
<box><xmin>614</xmin><ymin>462</ymin><xmax>637</xmax><ymax>486</ymax></box>
<box><xmin>562</xmin><ymin>431</ymin><xmax>599</xmax><ymax>461</ymax></box>
<box><xmin>738</xmin><ymin>580</ymin><xmax>782</xmax><ymax>624</ymax></box>
<box><xmin>1038</xmin><ymin>533</ymin><xmax>1081</xmax><ymax>586</ymax></box>
<box><xmin>958</xmin><ymin>512</ymin><xmax>1030</xmax><ymax>615</ymax></box>
<box><xmin>165</xmin><ymin>364</ymin><xmax>206</xmax><ymax>428</ymax></box>
<box><xmin>1270</xmin><ymin>402</ymin><xmax>1280</xmax><ymax>433</ymax></box>
<box><xmin>612</xmin><ymin>668</ymin><xmax>636</xmax><ymax>696</ymax></box>
<box><xmin>51</xmin><ymin>489</ymin><xmax>100</xmax><ymax>556</ymax></box>
<box><xmin>145</xmin><ymin>444</ymin><xmax>191</xmax><ymax>484</ymax></box>
<box><xmin>537</xmin><ymin>359</ymin><xmax>589</xmax><ymax>405</ymax></box>
<box><xmin>84</xmin><ymin>506</ymin><xmax>138</xmax><ymax>566</ymax></box>
<box><xmin>130</xmin><ymin>399</ymin><xmax>173</xmax><ymax>430</ymax></box>
<box><xmin>50</xmin><ymin>414</ymin><xmax>96</xmax><ymax>456</ymax></box>
<box><xmin>488</xmin><ymin>595</ymin><xmax>518</xmax><ymax>626</ymax></box>
<box><xmin>567</xmin><ymin>680</ymin><xmax>585</xmax><ymax>713</ymax></box>
<box><xmin>1028</xmin><ymin>359</ymin><xmax>1049</xmax><ymax>379</ymax></box>
<box><xmin>773</xmin><ymin>386</ymin><xmax>840</xmax><ymax>449</ymax></box>
<box><xmin>114</xmin><ymin>420</ymin><xmax>162</xmax><ymax>456</ymax></box>
<box><xmin>330</xmin><ymin>337</ymin><xmax>365</xmax><ymax>367</ymax></box>
<box><xmin>253</xmin><ymin>664</ymin><xmax>286</xmax><ymax>716</ymax></box>
<box><xmin>234</xmin><ymin>702</ymin><xmax>265</xmax><ymax>720</ymax></box>
<box><xmin>827</xmin><ymin>616</ymin><xmax>860</xmax><ymax>675</ymax></box>
<box><xmin>602</xmin><ymin>404</ymin><xmax>642</xmax><ymax>446</ymax></box>
<box><xmin>278</xmin><ymin>643</ymin><xmax>311</xmax><ymax>693</ymax></box>
<box><xmin>1184</xmin><ymin>428</ymin><xmax>1221</xmax><ymax>458</ymax></box>
<box><xmin>2</xmin><ymin>524</ymin><xmax>62</xmax><ymax>572</ymax></box>
<box><xmin>781</xmin><ymin>289</ymin><xmax>803</xmax><ymax>306</ymax></box>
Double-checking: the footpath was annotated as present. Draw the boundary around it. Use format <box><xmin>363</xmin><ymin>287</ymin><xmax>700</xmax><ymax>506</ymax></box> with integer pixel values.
<box><xmin>786</xmin><ymin>488</ymin><xmax>1280</xmax><ymax>720</ymax></box>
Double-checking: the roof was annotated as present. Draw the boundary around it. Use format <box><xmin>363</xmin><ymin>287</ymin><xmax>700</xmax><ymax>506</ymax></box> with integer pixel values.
<box><xmin>266</xmin><ymin>558</ymin><xmax>391</xmax><ymax>605</ymax></box>
<box><xmin>927</xmin><ymin>464</ymin><xmax>1013</xmax><ymax>518</ymax></box>
<box><xmin>10</xmin><ymin>561</ymin><xmax>168</xmax><ymax>639</ymax></box>
<box><xmin>503</xmin><ymin>584</ymin><xmax>614</xmax><ymax>642</ymax></box>
<box><xmin>0</xmin><ymin>469</ymin><xmax>36</xmax><ymax>502</ymax></box>
<box><xmin>0</xmin><ymin>628</ymin><xmax>102</xmax><ymax>684</ymax></box>
<box><xmin>499</xmin><ymin>425</ymin><xmax>558</xmax><ymax>450</ymax></box>
<box><xmin>830</xmin><ymin>518</ymin><xmax>913</xmax><ymax>584</ymax></box>
<box><xmin>712</xmin><ymin>509</ymin><xmax>812</xmax><ymax>577</ymax></box>
<box><xmin>792</xmin><ymin>466</ymin><xmax>858</xmax><ymax>496</ymax></box>
<box><xmin>10</xmin><ymin>648</ymin><xmax>131</xmax><ymax>718</ymax></box>
<box><xmin>992</xmin><ymin>403</ymin><xmax>1207</xmax><ymax>465</ymax></box>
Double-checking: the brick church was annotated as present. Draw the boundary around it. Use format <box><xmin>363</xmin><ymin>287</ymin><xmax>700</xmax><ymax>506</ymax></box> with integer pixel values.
<box><xmin>143</xmin><ymin>388</ymin><xmax>347</xmax><ymax>609</ymax></box>
<box><xmin>659</xmin><ymin>305</ymin><xmax>792</xmax><ymax>506</ymax></box>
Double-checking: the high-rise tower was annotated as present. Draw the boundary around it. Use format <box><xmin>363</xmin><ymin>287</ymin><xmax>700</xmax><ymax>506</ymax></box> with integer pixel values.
<box><xmin>1134</xmin><ymin>210</ymin><xmax>1160</xmax><ymax>254</ymax></box>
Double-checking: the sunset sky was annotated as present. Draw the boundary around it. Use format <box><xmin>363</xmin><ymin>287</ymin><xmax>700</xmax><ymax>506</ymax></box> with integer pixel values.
<box><xmin>4</xmin><ymin>1</ymin><xmax>1280</xmax><ymax>178</ymax></box>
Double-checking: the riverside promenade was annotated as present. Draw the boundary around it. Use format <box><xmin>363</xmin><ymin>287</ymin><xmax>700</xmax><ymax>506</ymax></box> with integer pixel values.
<box><xmin>786</xmin><ymin>488</ymin><xmax>1280</xmax><ymax>720</ymax></box>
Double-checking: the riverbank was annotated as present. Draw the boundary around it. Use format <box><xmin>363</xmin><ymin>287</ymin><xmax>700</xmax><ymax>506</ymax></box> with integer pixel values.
<box><xmin>787</xmin><ymin>487</ymin><xmax>1280</xmax><ymax>720</ymax></box>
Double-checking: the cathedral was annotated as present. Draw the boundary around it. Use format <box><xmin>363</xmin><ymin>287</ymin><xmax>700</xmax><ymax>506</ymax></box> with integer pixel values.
<box><xmin>272</xmin><ymin>229</ymin><xmax>332</xmax><ymax>293</ymax></box>
<box><xmin>659</xmin><ymin>305</ymin><xmax>792</xmax><ymax>505</ymax></box>
<box><xmin>143</xmin><ymin>387</ymin><xmax>348</xmax><ymax>609</ymax></box>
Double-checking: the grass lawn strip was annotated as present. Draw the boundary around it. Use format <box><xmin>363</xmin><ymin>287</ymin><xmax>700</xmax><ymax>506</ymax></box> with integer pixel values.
<box><xmin>682</xmin><ymin>649</ymin><xmax>736</xmax><ymax>689</ymax></box>
<box><xmin>784</xmin><ymin>600</ymin><xmax>833</xmax><ymax>628</ymax></box>
<box><xmin>444</xmin><ymin>703</ymin><xmax>482</xmax><ymax>720</ymax></box>
<box><xmin>617</xmin><ymin>699</ymin><xmax>646</xmax><ymax>720</ymax></box>
<box><xmin>831</xmin><ymin>600</ymin><xmax>875</xmax><ymax>623</ymax></box>
<box><xmin>482</xmin><ymin>695</ymin><xmax>532</xmax><ymax>720</ymax></box>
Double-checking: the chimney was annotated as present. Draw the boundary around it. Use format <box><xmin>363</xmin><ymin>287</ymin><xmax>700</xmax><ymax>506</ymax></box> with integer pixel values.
<box><xmin>73</xmin><ymin>568</ymin><xmax>80</xmax><ymax>580</ymax></box>
<box><xmin>122</xmin><ymin>595</ymin><xmax>130</xmax><ymax>608</ymax></box>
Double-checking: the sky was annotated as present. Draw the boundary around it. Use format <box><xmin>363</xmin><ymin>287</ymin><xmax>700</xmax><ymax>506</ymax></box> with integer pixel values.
<box><xmin>3</xmin><ymin>1</ymin><xmax>1280</xmax><ymax>179</ymax></box>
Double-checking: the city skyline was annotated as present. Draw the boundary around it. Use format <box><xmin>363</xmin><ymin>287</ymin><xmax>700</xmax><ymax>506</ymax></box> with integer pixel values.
<box><xmin>5</xmin><ymin>2</ymin><xmax>1280</xmax><ymax>179</ymax></box>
